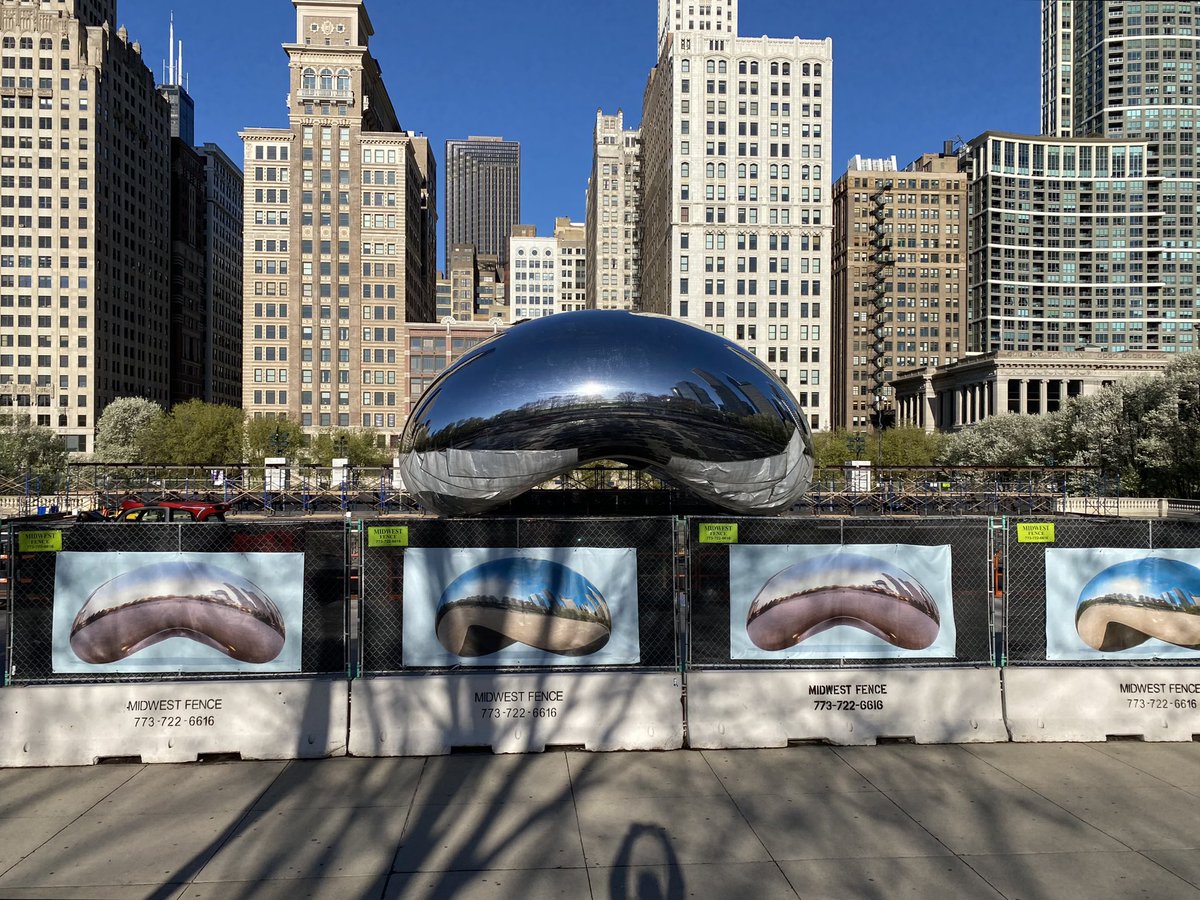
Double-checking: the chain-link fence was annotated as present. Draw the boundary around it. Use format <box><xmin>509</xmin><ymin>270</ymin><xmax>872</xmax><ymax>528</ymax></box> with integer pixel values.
<box><xmin>1005</xmin><ymin>516</ymin><xmax>1200</xmax><ymax>665</ymax></box>
<box><xmin>360</xmin><ymin>517</ymin><xmax>678</xmax><ymax>673</ymax></box>
<box><xmin>7</xmin><ymin>514</ymin><xmax>1196</xmax><ymax>684</ymax></box>
<box><xmin>687</xmin><ymin>516</ymin><xmax>995</xmax><ymax>668</ymax></box>
<box><xmin>7</xmin><ymin>521</ymin><xmax>348</xmax><ymax>683</ymax></box>
<box><xmin>1</xmin><ymin>525</ymin><xmax>10</xmax><ymax>684</ymax></box>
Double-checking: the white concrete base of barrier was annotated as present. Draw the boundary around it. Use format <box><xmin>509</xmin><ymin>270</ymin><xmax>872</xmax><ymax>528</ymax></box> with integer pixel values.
<box><xmin>0</xmin><ymin>679</ymin><xmax>349</xmax><ymax>767</ymax></box>
<box><xmin>687</xmin><ymin>667</ymin><xmax>1008</xmax><ymax>748</ymax></box>
<box><xmin>349</xmin><ymin>672</ymin><xmax>684</xmax><ymax>756</ymax></box>
<box><xmin>1005</xmin><ymin>667</ymin><xmax>1200</xmax><ymax>742</ymax></box>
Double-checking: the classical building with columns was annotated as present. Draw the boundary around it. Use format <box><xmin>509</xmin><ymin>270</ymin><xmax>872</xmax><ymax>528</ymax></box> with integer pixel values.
<box><xmin>892</xmin><ymin>350</ymin><xmax>1174</xmax><ymax>433</ymax></box>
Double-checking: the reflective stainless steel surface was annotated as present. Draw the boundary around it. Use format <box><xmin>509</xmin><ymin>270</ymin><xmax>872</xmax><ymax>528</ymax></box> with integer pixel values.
<box><xmin>399</xmin><ymin>310</ymin><xmax>813</xmax><ymax>515</ymax></box>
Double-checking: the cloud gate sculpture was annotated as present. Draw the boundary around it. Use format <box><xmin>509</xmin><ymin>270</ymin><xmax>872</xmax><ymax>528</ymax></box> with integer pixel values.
<box><xmin>398</xmin><ymin>310</ymin><xmax>814</xmax><ymax>516</ymax></box>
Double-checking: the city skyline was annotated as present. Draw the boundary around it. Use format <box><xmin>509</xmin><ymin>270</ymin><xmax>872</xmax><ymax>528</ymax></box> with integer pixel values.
<box><xmin>119</xmin><ymin>0</ymin><xmax>1039</xmax><ymax>246</ymax></box>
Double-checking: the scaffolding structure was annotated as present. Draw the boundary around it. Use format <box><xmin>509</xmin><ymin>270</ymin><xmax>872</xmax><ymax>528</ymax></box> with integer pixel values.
<box><xmin>0</xmin><ymin>462</ymin><xmax>1122</xmax><ymax>520</ymax></box>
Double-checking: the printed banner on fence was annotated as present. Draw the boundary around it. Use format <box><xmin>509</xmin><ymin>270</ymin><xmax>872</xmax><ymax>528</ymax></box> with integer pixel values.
<box><xmin>729</xmin><ymin>544</ymin><xmax>956</xmax><ymax>660</ymax></box>
<box><xmin>402</xmin><ymin>547</ymin><xmax>640</xmax><ymax>667</ymax></box>
<box><xmin>1046</xmin><ymin>548</ymin><xmax>1200</xmax><ymax>661</ymax></box>
<box><xmin>52</xmin><ymin>551</ymin><xmax>305</xmax><ymax>674</ymax></box>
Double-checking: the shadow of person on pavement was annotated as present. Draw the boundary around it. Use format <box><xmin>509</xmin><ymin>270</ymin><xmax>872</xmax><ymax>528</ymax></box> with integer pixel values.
<box><xmin>608</xmin><ymin>822</ymin><xmax>685</xmax><ymax>900</ymax></box>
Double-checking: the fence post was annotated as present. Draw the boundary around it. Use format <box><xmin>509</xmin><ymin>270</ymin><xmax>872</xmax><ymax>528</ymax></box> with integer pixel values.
<box><xmin>346</xmin><ymin>515</ymin><xmax>363</xmax><ymax>680</ymax></box>
<box><xmin>989</xmin><ymin>516</ymin><xmax>1007</xmax><ymax>667</ymax></box>
<box><xmin>2</xmin><ymin>523</ymin><xmax>10</xmax><ymax>686</ymax></box>
<box><xmin>673</xmin><ymin>516</ymin><xmax>690</xmax><ymax>746</ymax></box>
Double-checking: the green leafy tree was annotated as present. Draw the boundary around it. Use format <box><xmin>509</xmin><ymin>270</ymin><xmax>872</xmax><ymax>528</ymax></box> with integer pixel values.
<box><xmin>93</xmin><ymin>397</ymin><xmax>165</xmax><ymax>462</ymax></box>
<box><xmin>0</xmin><ymin>417</ymin><xmax>68</xmax><ymax>488</ymax></box>
<box><xmin>142</xmin><ymin>400</ymin><xmax>245</xmax><ymax>465</ymax></box>
<box><xmin>244</xmin><ymin>416</ymin><xmax>305</xmax><ymax>464</ymax></box>
<box><xmin>876</xmin><ymin>426</ymin><xmax>945</xmax><ymax>467</ymax></box>
<box><xmin>308</xmin><ymin>429</ymin><xmax>389</xmax><ymax>467</ymax></box>
<box><xmin>812</xmin><ymin>430</ymin><xmax>856</xmax><ymax>470</ymax></box>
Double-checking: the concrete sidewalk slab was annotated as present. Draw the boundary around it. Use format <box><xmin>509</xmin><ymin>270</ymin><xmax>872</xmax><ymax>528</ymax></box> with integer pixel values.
<box><xmin>778</xmin><ymin>856</ymin><xmax>1005</xmax><ymax>900</ymax></box>
<box><xmin>735</xmin><ymin>789</ymin><xmax>953</xmax><ymax>861</ymax></box>
<box><xmin>393</xmin><ymin>799</ymin><xmax>585</xmax><ymax>873</ymax></box>
<box><xmin>964</xmin><ymin>850</ymin><xmax>1200</xmax><ymax>899</ymax></box>
<box><xmin>1</xmin><ymin>743</ymin><xmax>1199</xmax><ymax>898</ymax></box>
<box><xmin>574</xmin><ymin>792</ymin><xmax>771</xmax><ymax>867</ymax></box>
<box><xmin>702</xmin><ymin>746</ymin><xmax>876</xmax><ymax>797</ymax></box>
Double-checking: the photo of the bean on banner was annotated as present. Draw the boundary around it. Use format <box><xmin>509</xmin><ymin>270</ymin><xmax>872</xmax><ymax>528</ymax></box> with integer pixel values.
<box><xmin>52</xmin><ymin>552</ymin><xmax>306</xmax><ymax>674</ymax></box>
<box><xmin>1046</xmin><ymin>548</ymin><xmax>1200</xmax><ymax>661</ymax></box>
<box><xmin>401</xmin><ymin>547</ymin><xmax>641</xmax><ymax>667</ymax></box>
<box><xmin>729</xmin><ymin>544</ymin><xmax>956</xmax><ymax>660</ymax></box>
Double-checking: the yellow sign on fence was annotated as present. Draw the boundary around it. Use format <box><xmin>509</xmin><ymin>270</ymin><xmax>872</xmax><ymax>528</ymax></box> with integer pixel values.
<box><xmin>18</xmin><ymin>530</ymin><xmax>63</xmax><ymax>553</ymax></box>
<box><xmin>1016</xmin><ymin>523</ymin><xmax>1056</xmax><ymax>544</ymax></box>
<box><xmin>698</xmin><ymin>523</ymin><xmax>739</xmax><ymax>544</ymax></box>
<box><xmin>367</xmin><ymin>525</ymin><xmax>409</xmax><ymax>548</ymax></box>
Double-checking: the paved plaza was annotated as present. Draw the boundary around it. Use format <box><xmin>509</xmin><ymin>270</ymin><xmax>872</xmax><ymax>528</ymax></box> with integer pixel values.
<box><xmin>1</xmin><ymin>742</ymin><xmax>1200</xmax><ymax>898</ymax></box>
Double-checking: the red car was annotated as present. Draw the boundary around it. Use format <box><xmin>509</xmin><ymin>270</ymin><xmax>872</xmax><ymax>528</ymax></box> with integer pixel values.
<box><xmin>114</xmin><ymin>498</ymin><xmax>232</xmax><ymax>522</ymax></box>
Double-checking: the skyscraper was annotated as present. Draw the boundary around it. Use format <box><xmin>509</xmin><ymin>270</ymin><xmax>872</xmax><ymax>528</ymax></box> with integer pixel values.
<box><xmin>444</xmin><ymin>136</ymin><xmax>520</xmax><ymax>266</ymax></box>
<box><xmin>1027</xmin><ymin>0</ymin><xmax>1197</xmax><ymax>354</ymax></box>
<box><xmin>586</xmin><ymin>110</ymin><xmax>641</xmax><ymax>310</ymax></box>
<box><xmin>639</xmin><ymin>2</ymin><xmax>833</xmax><ymax>429</ymax></box>
<box><xmin>241</xmin><ymin>0</ymin><xmax>437</xmax><ymax>446</ymax></box>
<box><xmin>0</xmin><ymin>0</ymin><xmax>171</xmax><ymax>453</ymax></box>
<box><xmin>199</xmin><ymin>143</ymin><xmax>244</xmax><ymax>408</ymax></box>
<box><xmin>161</xmin><ymin>78</ymin><xmax>208</xmax><ymax>406</ymax></box>
<box><xmin>832</xmin><ymin>149</ymin><xmax>967</xmax><ymax>431</ymax></box>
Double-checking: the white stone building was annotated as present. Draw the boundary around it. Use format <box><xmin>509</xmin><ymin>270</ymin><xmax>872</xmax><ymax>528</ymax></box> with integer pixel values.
<box><xmin>639</xmin><ymin>0</ymin><xmax>833</xmax><ymax>430</ymax></box>
<box><xmin>586</xmin><ymin>110</ymin><xmax>641</xmax><ymax>310</ymax></box>
<box><xmin>509</xmin><ymin>230</ymin><xmax>557</xmax><ymax>321</ymax></box>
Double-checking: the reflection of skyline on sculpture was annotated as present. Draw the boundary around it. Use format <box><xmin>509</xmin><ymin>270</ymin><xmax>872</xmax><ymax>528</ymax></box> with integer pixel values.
<box><xmin>1075</xmin><ymin>557</ymin><xmax>1200</xmax><ymax>652</ymax></box>
<box><xmin>746</xmin><ymin>553</ymin><xmax>941</xmax><ymax>651</ymax></box>
<box><xmin>435</xmin><ymin>557</ymin><xmax>612</xmax><ymax>657</ymax></box>
<box><xmin>399</xmin><ymin>311</ymin><xmax>813</xmax><ymax>516</ymax></box>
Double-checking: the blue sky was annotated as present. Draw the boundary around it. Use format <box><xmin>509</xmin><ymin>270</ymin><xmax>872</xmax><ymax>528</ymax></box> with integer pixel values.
<box><xmin>118</xmin><ymin>0</ymin><xmax>1040</xmax><ymax>247</ymax></box>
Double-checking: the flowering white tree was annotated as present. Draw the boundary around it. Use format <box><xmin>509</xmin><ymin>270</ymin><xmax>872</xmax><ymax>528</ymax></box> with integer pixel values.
<box><xmin>94</xmin><ymin>397</ymin><xmax>165</xmax><ymax>463</ymax></box>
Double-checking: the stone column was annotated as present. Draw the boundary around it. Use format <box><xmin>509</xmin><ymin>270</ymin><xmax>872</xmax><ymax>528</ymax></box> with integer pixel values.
<box><xmin>1018</xmin><ymin>378</ymin><xmax>1029</xmax><ymax>415</ymax></box>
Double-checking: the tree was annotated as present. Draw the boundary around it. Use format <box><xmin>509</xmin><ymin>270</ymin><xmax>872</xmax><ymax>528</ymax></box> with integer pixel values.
<box><xmin>812</xmin><ymin>430</ymin><xmax>856</xmax><ymax>470</ymax></box>
<box><xmin>876</xmin><ymin>426</ymin><xmax>945</xmax><ymax>467</ymax></box>
<box><xmin>937</xmin><ymin>414</ymin><xmax>1056</xmax><ymax>467</ymax></box>
<box><xmin>141</xmin><ymin>400</ymin><xmax>245</xmax><ymax>465</ymax></box>
<box><xmin>244</xmin><ymin>416</ymin><xmax>305</xmax><ymax>465</ymax></box>
<box><xmin>93</xmin><ymin>397</ymin><xmax>165</xmax><ymax>462</ymax></box>
<box><xmin>308</xmin><ymin>429</ymin><xmax>389</xmax><ymax>467</ymax></box>
<box><xmin>0</xmin><ymin>418</ymin><xmax>67</xmax><ymax>488</ymax></box>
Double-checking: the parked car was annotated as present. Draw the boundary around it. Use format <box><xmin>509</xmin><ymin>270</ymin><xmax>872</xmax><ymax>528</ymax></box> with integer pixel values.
<box><xmin>115</xmin><ymin>498</ymin><xmax>231</xmax><ymax>522</ymax></box>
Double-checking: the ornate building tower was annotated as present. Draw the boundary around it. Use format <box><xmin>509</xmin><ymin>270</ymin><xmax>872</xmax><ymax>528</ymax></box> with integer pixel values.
<box><xmin>241</xmin><ymin>0</ymin><xmax>437</xmax><ymax>444</ymax></box>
